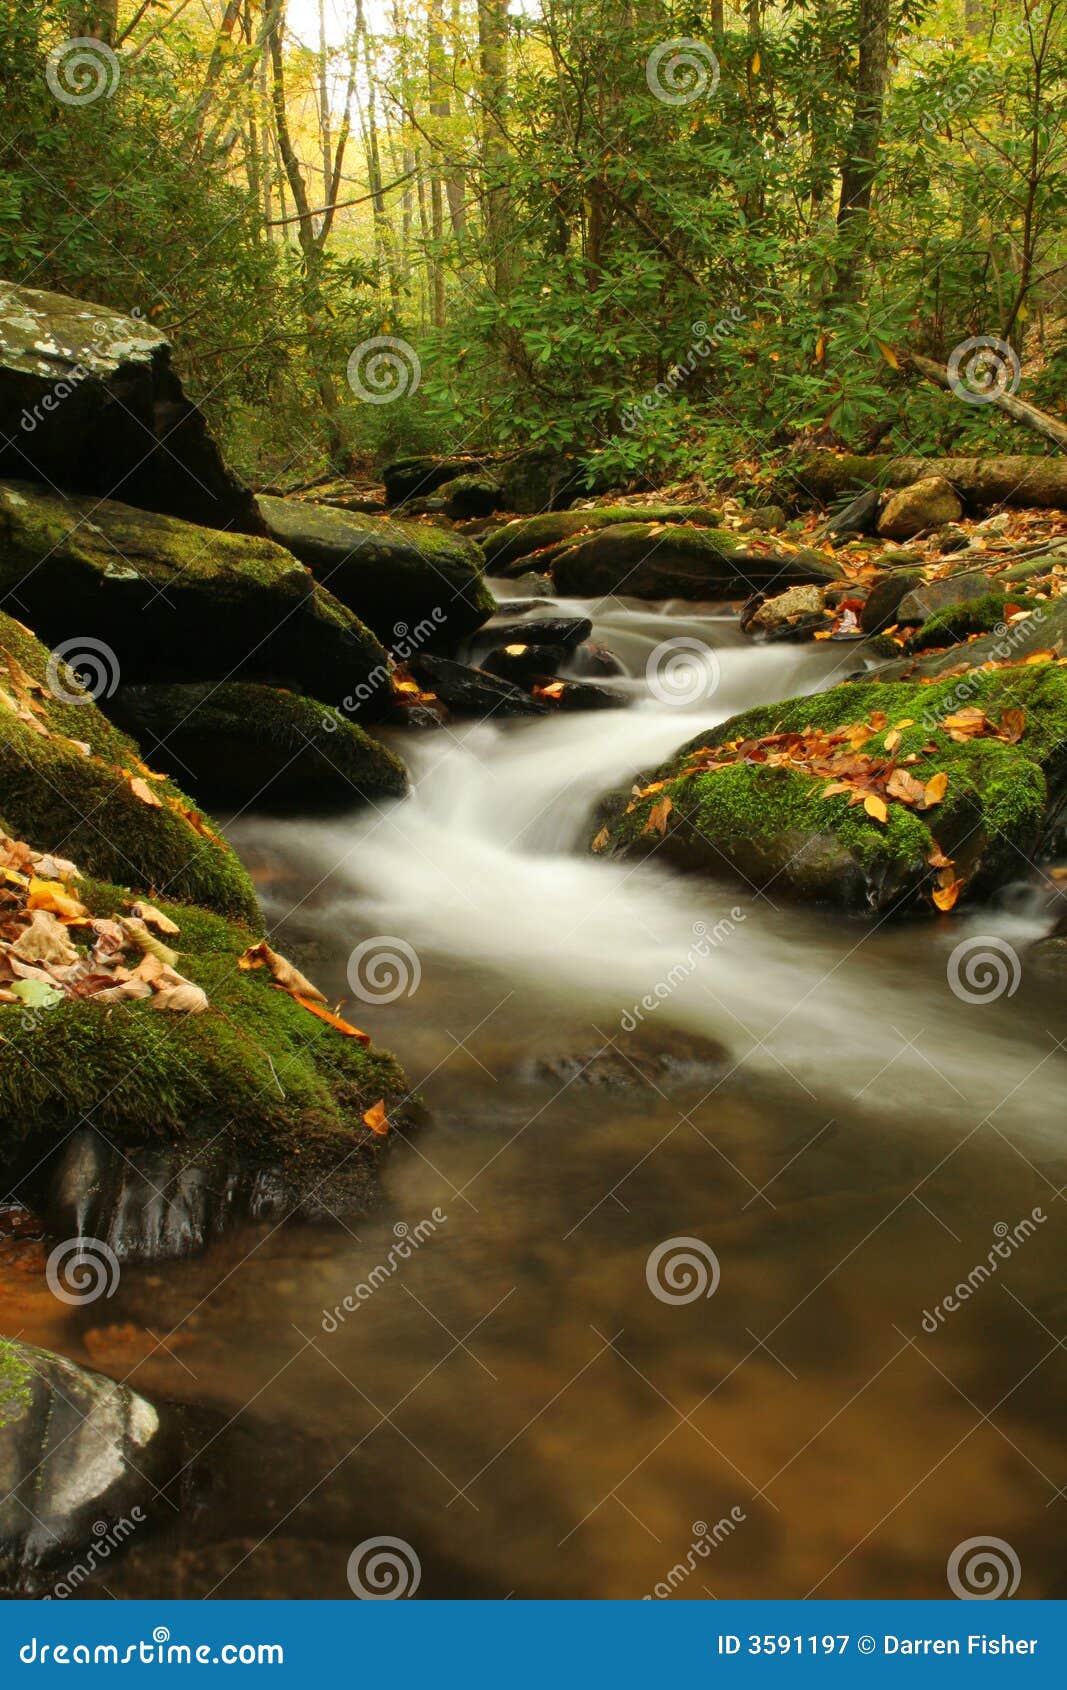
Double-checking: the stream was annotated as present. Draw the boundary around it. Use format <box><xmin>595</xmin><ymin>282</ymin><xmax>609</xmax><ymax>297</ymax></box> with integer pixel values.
<box><xmin>13</xmin><ymin>582</ymin><xmax>1067</xmax><ymax>1599</ymax></box>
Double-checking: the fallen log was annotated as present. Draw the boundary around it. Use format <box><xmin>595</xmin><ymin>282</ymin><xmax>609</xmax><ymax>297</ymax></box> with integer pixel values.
<box><xmin>906</xmin><ymin>350</ymin><xmax>1067</xmax><ymax>453</ymax></box>
<box><xmin>787</xmin><ymin>450</ymin><xmax>1067</xmax><ymax>512</ymax></box>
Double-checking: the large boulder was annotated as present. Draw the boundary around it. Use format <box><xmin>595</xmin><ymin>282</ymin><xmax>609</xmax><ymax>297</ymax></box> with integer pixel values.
<box><xmin>877</xmin><ymin>476</ymin><xmax>963</xmax><ymax>540</ymax></box>
<box><xmin>0</xmin><ymin>281</ymin><xmax>259</xmax><ymax>532</ymax></box>
<box><xmin>383</xmin><ymin>448</ymin><xmax>582</xmax><ymax>513</ymax></box>
<box><xmin>895</xmin><ymin>567</ymin><xmax>996</xmax><ymax>625</ymax></box>
<box><xmin>0</xmin><ymin>482</ymin><xmax>388</xmax><ymax>714</ymax></box>
<box><xmin>593</xmin><ymin>664</ymin><xmax>1067</xmax><ymax>915</ymax></box>
<box><xmin>104</xmin><ymin>682</ymin><xmax>407</xmax><ymax>811</ymax></box>
<box><xmin>551</xmin><ymin>523</ymin><xmax>841</xmax><ymax>600</ymax></box>
<box><xmin>480</xmin><ymin>505</ymin><xmax>724</xmax><ymax>573</ymax></box>
<box><xmin>0</xmin><ymin>610</ymin><xmax>257</xmax><ymax>919</ymax></box>
<box><xmin>0</xmin><ymin>1339</ymin><xmax>183</xmax><ymax>1595</ymax></box>
<box><xmin>869</xmin><ymin>595</ymin><xmax>1067</xmax><ymax>683</ymax></box>
<box><xmin>256</xmin><ymin>495</ymin><xmax>495</xmax><ymax>646</ymax></box>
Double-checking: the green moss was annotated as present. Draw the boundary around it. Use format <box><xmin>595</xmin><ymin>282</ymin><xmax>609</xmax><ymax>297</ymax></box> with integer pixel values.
<box><xmin>481</xmin><ymin>504</ymin><xmax>724</xmax><ymax>568</ymax></box>
<box><xmin>0</xmin><ymin>612</ymin><xmax>257</xmax><ymax>921</ymax></box>
<box><xmin>0</xmin><ymin>876</ymin><xmax>408</xmax><ymax>1172</ymax></box>
<box><xmin>0</xmin><ymin>1339</ymin><xmax>32</xmax><ymax>1430</ymax></box>
<box><xmin>105</xmin><ymin>681</ymin><xmax>408</xmax><ymax>809</ymax></box>
<box><xmin>598</xmin><ymin>664</ymin><xmax>1067</xmax><ymax>911</ymax></box>
<box><xmin>911</xmin><ymin>593</ymin><xmax>1039</xmax><ymax>651</ymax></box>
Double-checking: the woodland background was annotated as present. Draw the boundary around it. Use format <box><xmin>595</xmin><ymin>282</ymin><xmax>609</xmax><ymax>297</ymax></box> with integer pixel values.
<box><xmin>2</xmin><ymin>0</ymin><xmax>1065</xmax><ymax>489</ymax></box>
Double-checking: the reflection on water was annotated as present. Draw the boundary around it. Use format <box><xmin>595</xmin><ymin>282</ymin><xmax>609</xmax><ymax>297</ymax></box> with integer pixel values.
<box><xmin>14</xmin><ymin>587</ymin><xmax>1067</xmax><ymax>1599</ymax></box>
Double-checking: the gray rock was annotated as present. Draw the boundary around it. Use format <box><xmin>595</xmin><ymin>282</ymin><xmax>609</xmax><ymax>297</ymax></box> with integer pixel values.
<box><xmin>860</xmin><ymin>568</ymin><xmax>923</xmax><ymax>633</ymax></box>
<box><xmin>877</xmin><ymin>476</ymin><xmax>963</xmax><ymax>540</ymax></box>
<box><xmin>551</xmin><ymin>523</ymin><xmax>841</xmax><ymax>600</ymax></box>
<box><xmin>0</xmin><ymin>280</ymin><xmax>258</xmax><ymax>532</ymax></box>
<box><xmin>896</xmin><ymin>567</ymin><xmax>995</xmax><ymax>624</ymax></box>
<box><xmin>0</xmin><ymin>1339</ymin><xmax>183</xmax><ymax>1594</ymax></box>
<box><xmin>828</xmin><ymin>487</ymin><xmax>881</xmax><ymax>538</ymax></box>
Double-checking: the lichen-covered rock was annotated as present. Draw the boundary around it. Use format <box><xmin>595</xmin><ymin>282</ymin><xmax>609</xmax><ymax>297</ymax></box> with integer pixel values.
<box><xmin>0</xmin><ymin>1339</ymin><xmax>183</xmax><ymax>1594</ymax></box>
<box><xmin>0</xmin><ymin>481</ymin><xmax>387</xmax><ymax>713</ymax></box>
<box><xmin>877</xmin><ymin>476</ymin><xmax>964</xmax><ymax>540</ymax></box>
<box><xmin>0</xmin><ymin>281</ymin><xmax>259</xmax><ymax>532</ymax></box>
<box><xmin>551</xmin><ymin>523</ymin><xmax>841</xmax><ymax>600</ymax></box>
<box><xmin>744</xmin><ymin>583</ymin><xmax>826</xmax><ymax>637</ymax></box>
<box><xmin>104</xmin><ymin>682</ymin><xmax>407</xmax><ymax>811</ymax></box>
<box><xmin>869</xmin><ymin>596</ymin><xmax>1067</xmax><ymax>683</ymax></box>
<box><xmin>256</xmin><ymin>494</ymin><xmax>495</xmax><ymax>645</ymax></box>
<box><xmin>0</xmin><ymin>611</ymin><xmax>257</xmax><ymax>920</ymax></box>
<box><xmin>895</xmin><ymin>567</ymin><xmax>995</xmax><ymax>624</ymax></box>
<box><xmin>593</xmin><ymin>665</ymin><xmax>1067</xmax><ymax>914</ymax></box>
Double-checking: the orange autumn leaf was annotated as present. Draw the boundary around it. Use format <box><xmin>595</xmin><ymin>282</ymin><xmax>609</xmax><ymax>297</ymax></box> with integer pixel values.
<box><xmin>998</xmin><ymin>708</ymin><xmax>1026</xmax><ymax>744</ymax></box>
<box><xmin>275</xmin><ymin>987</ymin><xmax>371</xmax><ymax>1043</ymax></box>
<box><xmin>27</xmin><ymin>877</ymin><xmax>88</xmax><ymax>921</ymax></box>
<box><xmin>128</xmin><ymin>774</ymin><xmax>162</xmax><ymax>808</ymax></box>
<box><xmin>932</xmin><ymin>877</ymin><xmax>963</xmax><ymax>912</ymax></box>
<box><xmin>363</xmin><ymin>1098</ymin><xmax>389</xmax><ymax>1135</ymax></box>
<box><xmin>863</xmin><ymin>793</ymin><xmax>889</xmax><ymax>824</ymax></box>
<box><xmin>644</xmin><ymin>795</ymin><xmax>674</xmax><ymax>836</ymax></box>
<box><xmin>591</xmin><ymin>826</ymin><xmax>610</xmax><ymax>853</ymax></box>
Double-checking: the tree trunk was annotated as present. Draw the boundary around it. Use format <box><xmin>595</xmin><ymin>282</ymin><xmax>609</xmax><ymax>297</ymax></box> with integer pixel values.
<box><xmin>833</xmin><ymin>0</ymin><xmax>890</xmax><ymax>295</ymax></box>
<box><xmin>477</xmin><ymin>0</ymin><xmax>511</xmax><ymax>296</ymax></box>
<box><xmin>791</xmin><ymin>450</ymin><xmax>1067</xmax><ymax>512</ymax></box>
<box><xmin>906</xmin><ymin>350</ymin><xmax>1067</xmax><ymax>452</ymax></box>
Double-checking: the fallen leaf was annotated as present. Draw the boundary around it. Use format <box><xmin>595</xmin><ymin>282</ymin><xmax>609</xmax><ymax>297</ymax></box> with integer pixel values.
<box><xmin>932</xmin><ymin>877</ymin><xmax>963</xmax><ymax>911</ymax></box>
<box><xmin>128</xmin><ymin>775</ymin><xmax>162</xmax><ymax>808</ymax></box>
<box><xmin>591</xmin><ymin>826</ymin><xmax>610</xmax><ymax>853</ymax></box>
<box><xmin>363</xmin><ymin>1098</ymin><xmax>389</xmax><ymax>1135</ymax></box>
<box><xmin>27</xmin><ymin>878</ymin><xmax>88</xmax><ymax>921</ymax></box>
<box><xmin>130</xmin><ymin>900</ymin><xmax>180</xmax><ymax>936</ymax></box>
<box><xmin>644</xmin><ymin>795</ymin><xmax>674</xmax><ymax>836</ymax></box>
<box><xmin>921</xmin><ymin>771</ymin><xmax>949</xmax><ymax>808</ymax></box>
<box><xmin>279</xmin><ymin>988</ymin><xmax>371</xmax><ymax>1042</ymax></box>
<box><xmin>239</xmin><ymin>940</ymin><xmax>325</xmax><ymax>1003</ymax></box>
<box><xmin>998</xmin><ymin>708</ymin><xmax>1026</xmax><ymax>744</ymax></box>
<box><xmin>863</xmin><ymin>794</ymin><xmax>889</xmax><ymax>823</ymax></box>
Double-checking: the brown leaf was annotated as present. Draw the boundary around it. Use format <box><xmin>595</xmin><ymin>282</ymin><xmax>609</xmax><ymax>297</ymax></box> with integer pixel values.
<box><xmin>129</xmin><ymin>900</ymin><xmax>180</xmax><ymax>936</ymax></box>
<box><xmin>998</xmin><ymin>708</ymin><xmax>1026</xmax><ymax>744</ymax></box>
<box><xmin>644</xmin><ymin>795</ymin><xmax>674</xmax><ymax>836</ymax></box>
<box><xmin>886</xmin><ymin>768</ymin><xmax>926</xmax><ymax>806</ymax></box>
<box><xmin>239</xmin><ymin>940</ymin><xmax>326</xmax><ymax>1003</ymax></box>
<box><xmin>591</xmin><ymin>826</ymin><xmax>610</xmax><ymax>853</ymax></box>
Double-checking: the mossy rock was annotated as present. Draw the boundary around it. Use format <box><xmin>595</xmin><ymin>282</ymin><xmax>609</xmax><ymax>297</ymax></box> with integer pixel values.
<box><xmin>257</xmin><ymin>494</ymin><xmax>496</xmax><ymax>644</ymax></box>
<box><xmin>481</xmin><ymin>505</ymin><xmax>725</xmax><ymax>572</ymax></box>
<box><xmin>551</xmin><ymin>523</ymin><xmax>842</xmax><ymax>600</ymax></box>
<box><xmin>594</xmin><ymin>665</ymin><xmax>1067</xmax><ymax>915</ymax></box>
<box><xmin>0</xmin><ymin>877</ymin><xmax>408</xmax><ymax>1181</ymax></box>
<box><xmin>0</xmin><ymin>481</ymin><xmax>388</xmax><ymax>713</ymax></box>
<box><xmin>104</xmin><ymin>682</ymin><xmax>408</xmax><ymax>812</ymax></box>
<box><xmin>869</xmin><ymin>596</ymin><xmax>1067</xmax><ymax>684</ymax></box>
<box><xmin>911</xmin><ymin>593</ymin><xmax>1039</xmax><ymax>652</ymax></box>
<box><xmin>0</xmin><ymin>280</ymin><xmax>259</xmax><ymax>533</ymax></box>
<box><xmin>0</xmin><ymin>611</ymin><xmax>257</xmax><ymax>920</ymax></box>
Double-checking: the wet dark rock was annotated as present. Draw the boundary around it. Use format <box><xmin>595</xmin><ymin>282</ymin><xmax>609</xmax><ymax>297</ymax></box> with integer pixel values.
<box><xmin>481</xmin><ymin>505</ymin><xmax>725</xmax><ymax>573</ymax></box>
<box><xmin>514</xmin><ymin>1027</ymin><xmax>727</xmax><ymax>1092</ymax></box>
<box><xmin>0</xmin><ymin>480</ymin><xmax>387</xmax><ymax>715</ymax></box>
<box><xmin>383</xmin><ymin>450</ymin><xmax>578</xmax><ymax>513</ymax></box>
<box><xmin>482</xmin><ymin>645</ymin><xmax>568</xmax><ymax>684</ymax></box>
<box><xmin>0</xmin><ymin>281</ymin><xmax>260</xmax><ymax>533</ymax></box>
<box><xmin>475</xmin><ymin>612</ymin><xmax>593</xmax><ymax>651</ymax></box>
<box><xmin>410</xmin><ymin>653</ymin><xmax>549</xmax><ymax>718</ymax></box>
<box><xmin>827</xmin><ymin>487</ymin><xmax>881</xmax><ymax>539</ymax></box>
<box><xmin>860</xmin><ymin>569</ymin><xmax>923</xmax><ymax>634</ymax></box>
<box><xmin>103</xmin><ymin>682</ymin><xmax>408</xmax><ymax>811</ymax></box>
<box><xmin>567</xmin><ymin>642</ymin><xmax>626</xmax><ymax>679</ymax></box>
<box><xmin>256</xmin><ymin>494</ymin><xmax>495</xmax><ymax>646</ymax></box>
<box><xmin>435</xmin><ymin>474</ymin><xmax>503</xmax><ymax>518</ymax></box>
<box><xmin>551</xmin><ymin>523</ymin><xmax>842</xmax><ymax>600</ymax></box>
<box><xmin>382</xmin><ymin>454</ymin><xmax>488</xmax><ymax>504</ymax></box>
<box><xmin>544</xmin><ymin>677</ymin><xmax>626</xmax><ymax>711</ymax></box>
<box><xmin>867</xmin><ymin>597</ymin><xmax>1067</xmax><ymax>682</ymax></box>
<box><xmin>0</xmin><ymin>1339</ymin><xmax>188</xmax><ymax>1595</ymax></box>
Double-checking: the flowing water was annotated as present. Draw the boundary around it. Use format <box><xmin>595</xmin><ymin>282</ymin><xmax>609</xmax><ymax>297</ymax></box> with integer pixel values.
<box><xmin>14</xmin><ymin>584</ymin><xmax>1067</xmax><ymax>1600</ymax></box>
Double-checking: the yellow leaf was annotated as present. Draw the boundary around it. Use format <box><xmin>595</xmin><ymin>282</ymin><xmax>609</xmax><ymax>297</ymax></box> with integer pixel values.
<box><xmin>27</xmin><ymin>877</ymin><xmax>88</xmax><ymax>921</ymax></box>
<box><xmin>876</xmin><ymin>341</ymin><xmax>901</xmax><ymax>370</ymax></box>
<box><xmin>128</xmin><ymin>774</ymin><xmax>162</xmax><ymax>808</ymax></box>
<box><xmin>884</xmin><ymin>728</ymin><xmax>902</xmax><ymax>753</ymax></box>
<box><xmin>751</xmin><ymin>49</ymin><xmax>760</xmax><ymax>73</ymax></box>
<box><xmin>591</xmin><ymin>826</ymin><xmax>610</xmax><ymax>853</ymax></box>
<box><xmin>922</xmin><ymin>771</ymin><xmax>948</xmax><ymax>808</ymax></box>
<box><xmin>863</xmin><ymin>794</ymin><xmax>888</xmax><ymax>823</ymax></box>
<box><xmin>239</xmin><ymin>940</ymin><xmax>326</xmax><ymax>1003</ymax></box>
